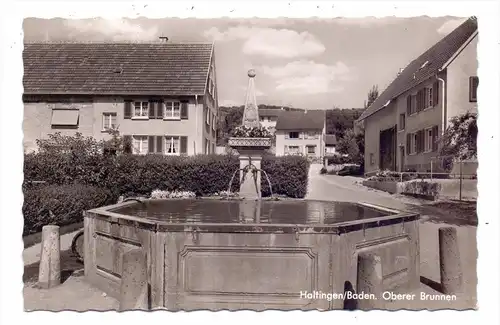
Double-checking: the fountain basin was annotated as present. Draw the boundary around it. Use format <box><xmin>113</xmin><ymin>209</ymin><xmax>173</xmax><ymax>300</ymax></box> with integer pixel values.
<box><xmin>83</xmin><ymin>198</ymin><xmax>419</xmax><ymax>310</ymax></box>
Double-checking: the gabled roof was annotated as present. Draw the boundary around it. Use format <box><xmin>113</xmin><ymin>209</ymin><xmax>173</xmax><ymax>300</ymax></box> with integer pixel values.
<box><xmin>324</xmin><ymin>134</ymin><xmax>337</xmax><ymax>146</ymax></box>
<box><xmin>275</xmin><ymin>110</ymin><xmax>325</xmax><ymax>131</ymax></box>
<box><xmin>259</xmin><ymin>108</ymin><xmax>284</xmax><ymax>117</ymax></box>
<box><xmin>358</xmin><ymin>17</ymin><xmax>478</xmax><ymax>121</ymax></box>
<box><xmin>23</xmin><ymin>42</ymin><xmax>214</xmax><ymax>96</ymax></box>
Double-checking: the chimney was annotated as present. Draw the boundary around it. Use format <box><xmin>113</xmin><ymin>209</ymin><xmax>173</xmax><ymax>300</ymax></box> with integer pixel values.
<box><xmin>159</xmin><ymin>36</ymin><xmax>169</xmax><ymax>43</ymax></box>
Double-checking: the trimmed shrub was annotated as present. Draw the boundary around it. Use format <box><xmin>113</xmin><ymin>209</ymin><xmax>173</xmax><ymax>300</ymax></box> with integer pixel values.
<box><xmin>261</xmin><ymin>155</ymin><xmax>310</xmax><ymax>198</ymax></box>
<box><xmin>24</xmin><ymin>152</ymin><xmax>311</xmax><ymax>200</ymax></box>
<box><xmin>22</xmin><ymin>184</ymin><xmax>116</xmax><ymax>236</ymax></box>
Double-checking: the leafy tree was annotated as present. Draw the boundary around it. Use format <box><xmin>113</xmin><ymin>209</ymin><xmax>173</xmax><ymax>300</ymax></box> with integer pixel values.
<box><xmin>336</xmin><ymin>129</ymin><xmax>364</xmax><ymax>168</ymax></box>
<box><xmin>439</xmin><ymin>112</ymin><xmax>477</xmax><ymax>171</ymax></box>
<box><xmin>364</xmin><ymin>85</ymin><xmax>379</xmax><ymax>109</ymax></box>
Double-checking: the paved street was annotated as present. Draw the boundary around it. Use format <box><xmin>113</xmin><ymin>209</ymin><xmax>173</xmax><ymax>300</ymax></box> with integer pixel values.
<box><xmin>307</xmin><ymin>164</ymin><xmax>477</xmax><ymax>309</ymax></box>
<box><xmin>23</xmin><ymin>164</ymin><xmax>477</xmax><ymax>310</ymax></box>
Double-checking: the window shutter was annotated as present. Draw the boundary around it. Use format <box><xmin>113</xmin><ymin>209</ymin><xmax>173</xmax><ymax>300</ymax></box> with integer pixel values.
<box><xmin>180</xmin><ymin>136</ymin><xmax>188</xmax><ymax>154</ymax></box>
<box><xmin>156</xmin><ymin>135</ymin><xmax>163</xmax><ymax>154</ymax></box>
<box><xmin>156</xmin><ymin>101</ymin><xmax>163</xmax><ymax>119</ymax></box>
<box><xmin>406</xmin><ymin>134</ymin><xmax>411</xmax><ymax>153</ymax></box>
<box><xmin>432</xmin><ymin>126</ymin><xmax>439</xmax><ymax>152</ymax></box>
<box><xmin>433</xmin><ymin>81</ymin><xmax>439</xmax><ymax>106</ymax></box>
<box><xmin>148</xmin><ymin>136</ymin><xmax>155</xmax><ymax>153</ymax></box>
<box><xmin>124</xmin><ymin>101</ymin><xmax>132</xmax><ymax>119</ymax></box>
<box><xmin>418</xmin><ymin>130</ymin><xmax>424</xmax><ymax>153</ymax></box>
<box><xmin>180</xmin><ymin>102</ymin><xmax>189</xmax><ymax>119</ymax></box>
<box><xmin>149</xmin><ymin>101</ymin><xmax>156</xmax><ymax>119</ymax></box>
<box><xmin>416</xmin><ymin>90</ymin><xmax>422</xmax><ymax>112</ymax></box>
<box><xmin>469</xmin><ymin>77</ymin><xmax>478</xmax><ymax>102</ymax></box>
<box><xmin>406</xmin><ymin>96</ymin><xmax>411</xmax><ymax>115</ymax></box>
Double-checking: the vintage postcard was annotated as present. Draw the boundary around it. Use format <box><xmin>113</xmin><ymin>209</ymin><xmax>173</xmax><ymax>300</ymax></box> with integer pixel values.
<box><xmin>1</xmin><ymin>1</ymin><xmax>498</xmax><ymax>324</ymax></box>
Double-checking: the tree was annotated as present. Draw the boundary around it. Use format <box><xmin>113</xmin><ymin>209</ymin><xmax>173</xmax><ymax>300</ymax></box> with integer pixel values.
<box><xmin>439</xmin><ymin>112</ymin><xmax>477</xmax><ymax>171</ymax></box>
<box><xmin>336</xmin><ymin>129</ymin><xmax>364</xmax><ymax>168</ymax></box>
<box><xmin>364</xmin><ymin>85</ymin><xmax>379</xmax><ymax>109</ymax></box>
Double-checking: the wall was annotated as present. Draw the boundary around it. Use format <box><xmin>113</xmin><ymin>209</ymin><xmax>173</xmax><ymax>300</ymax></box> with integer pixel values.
<box><xmin>23</xmin><ymin>96</ymin><xmax>206</xmax><ymax>156</ymax></box>
<box><xmin>397</xmin><ymin>76</ymin><xmax>444</xmax><ymax>172</ymax></box>
<box><xmin>275</xmin><ymin>129</ymin><xmax>324</xmax><ymax>157</ymax></box>
<box><xmin>363</xmin><ymin>102</ymin><xmax>397</xmax><ymax>174</ymax></box>
<box><xmin>446</xmin><ymin>33</ymin><xmax>478</xmax><ymax>121</ymax></box>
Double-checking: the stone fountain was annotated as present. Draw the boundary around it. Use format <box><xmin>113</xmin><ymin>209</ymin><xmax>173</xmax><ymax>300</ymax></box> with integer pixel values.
<box><xmin>228</xmin><ymin>69</ymin><xmax>272</xmax><ymax>200</ymax></box>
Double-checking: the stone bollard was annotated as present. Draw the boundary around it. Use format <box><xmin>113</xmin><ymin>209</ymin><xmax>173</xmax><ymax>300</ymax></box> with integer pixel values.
<box><xmin>38</xmin><ymin>225</ymin><xmax>61</xmax><ymax>289</ymax></box>
<box><xmin>356</xmin><ymin>252</ymin><xmax>383</xmax><ymax>310</ymax></box>
<box><xmin>439</xmin><ymin>227</ymin><xmax>463</xmax><ymax>295</ymax></box>
<box><xmin>119</xmin><ymin>249</ymin><xmax>149</xmax><ymax>311</ymax></box>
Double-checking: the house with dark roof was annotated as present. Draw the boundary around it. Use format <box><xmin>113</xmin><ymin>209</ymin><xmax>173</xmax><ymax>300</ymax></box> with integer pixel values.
<box><xmin>275</xmin><ymin>110</ymin><xmax>326</xmax><ymax>159</ymax></box>
<box><xmin>356</xmin><ymin>17</ymin><xmax>478</xmax><ymax>174</ymax></box>
<box><xmin>324</xmin><ymin>134</ymin><xmax>338</xmax><ymax>156</ymax></box>
<box><xmin>23</xmin><ymin>41</ymin><xmax>218</xmax><ymax>155</ymax></box>
<box><xmin>258</xmin><ymin>108</ymin><xmax>283</xmax><ymax>134</ymax></box>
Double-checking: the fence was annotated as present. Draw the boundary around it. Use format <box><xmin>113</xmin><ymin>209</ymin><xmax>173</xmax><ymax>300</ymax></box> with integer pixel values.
<box><xmin>364</xmin><ymin>156</ymin><xmax>477</xmax><ymax>201</ymax></box>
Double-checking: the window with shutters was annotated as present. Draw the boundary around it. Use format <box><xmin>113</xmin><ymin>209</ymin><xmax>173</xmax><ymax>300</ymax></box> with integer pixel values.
<box><xmin>133</xmin><ymin>101</ymin><xmax>149</xmax><ymax>118</ymax></box>
<box><xmin>164</xmin><ymin>101</ymin><xmax>181</xmax><ymax>119</ymax></box>
<box><xmin>407</xmin><ymin>95</ymin><xmax>417</xmax><ymax>116</ymax></box>
<box><xmin>409</xmin><ymin>133</ymin><xmax>417</xmax><ymax>155</ymax></box>
<box><xmin>165</xmin><ymin>136</ymin><xmax>180</xmax><ymax>155</ymax></box>
<box><xmin>469</xmin><ymin>76</ymin><xmax>478</xmax><ymax>102</ymax></box>
<box><xmin>102</xmin><ymin>113</ymin><xmax>117</xmax><ymax>131</ymax></box>
<box><xmin>132</xmin><ymin>135</ymin><xmax>148</xmax><ymax>155</ymax></box>
<box><xmin>424</xmin><ymin>87</ymin><xmax>433</xmax><ymax>110</ymax></box>
<box><xmin>399</xmin><ymin>113</ymin><xmax>405</xmax><ymax>131</ymax></box>
<box><xmin>424</xmin><ymin>128</ymin><xmax>433</xmax><ymax>152</ymax></box>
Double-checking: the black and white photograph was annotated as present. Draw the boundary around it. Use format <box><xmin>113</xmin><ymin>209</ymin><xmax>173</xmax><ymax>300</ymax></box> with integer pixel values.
<box><xmin>1</xmin><ymin>1</ymin><xmax>499</xmax><ymax>322</ymax></box>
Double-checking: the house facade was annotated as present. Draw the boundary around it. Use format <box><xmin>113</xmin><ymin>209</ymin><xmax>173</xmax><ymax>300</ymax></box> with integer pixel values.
<box><xmin>357</xmin><ymin>17</ymin><xmax>478</xmax><ymax>174</ymax></box>
<box><xmin>324</xmin><ymin>134</ymin><xmax>338</xmax><ymax>156</ymax></box>
<box><xmin>23</xmin><ymin>42</ymin><xmax>219</xmax><ymax>155</ymax></box>
<box><xmin>275</xmin><ymin>110</ymin><xmax>326</xmax><ymax>159</ymax></box>
<box><xmin>258</xmin><ymin>108</ymin><xmax>283</xmax><ymax>134</ymax></box>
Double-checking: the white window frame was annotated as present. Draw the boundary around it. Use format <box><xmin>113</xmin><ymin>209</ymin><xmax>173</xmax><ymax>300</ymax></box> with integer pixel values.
<box><xmin>305</xmin><ymin>131</ymin><xmax>318</xmax><ymax>140</ymax></box>
<box><xmin>133</xmin><ymin>101</ymin><xmax>149</xmax><ymax>119</ymax></box>
<box><xmin>288</xmin><ymin>132</ymin><xmax>300</xmax><ymax>139</ymax></box>
<box><xmin>409</xmin><ymin>133</ymin><xmax>417</xmax><ymax>155</ymax></box>
<box><xmin>424</xmin><ymin>87</ymin><xmax>433</xmax><ymax>110</ymax></box>
<box><xmin>163</xmin><ymin>101</ymin><xmax>181</xmax><ymax>120</ymax></box>
<box><xmin>212</xmin><ymin>113</ymin><xmax>216</xmax><ymax>131</ymax></box>
<box><xmin>102</xmin><ymin>112</ymin><xmax>117</xmax><ymax>131</ymax></box>
<box><xmin>424</xmin><ymin>127</ymin><xmax>433</xmax><ymax>152</ymax></box>
<box><xmin>287</xmin><ymin>145</ymin><xmax>300</xmax><ymax>155</ymax></box>
<box><xmin>132</xmin><ymin>135</ymin><xmax>148</xmax><ymax>155</ymax></box>
<box><xmin>306</xmin><ymin>145</ymin><xmax>316</xmax><ymax>155</ymax></box>
<box><xmin>164</xmin><ymin>136</ymin><xmax>180</xmax><ymax>156</ymax></box>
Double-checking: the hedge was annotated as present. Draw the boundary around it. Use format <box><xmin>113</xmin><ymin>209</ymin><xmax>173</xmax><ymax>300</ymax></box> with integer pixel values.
<box><xmin>24</xmin><ymin>153</ymin><xmax>310</xmax><ymax>199</ymax></box>
<box><xmin>22</xmin><ymin>184</ymin><xmax>116</xmax><ymax>236</ymax></box>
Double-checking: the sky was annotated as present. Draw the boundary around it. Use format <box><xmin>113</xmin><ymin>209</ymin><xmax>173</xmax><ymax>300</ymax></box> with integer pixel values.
<box><xmin>23</xmin><ymin>16</ymin><xmax>468</xmax><ymax>109</ymax></box>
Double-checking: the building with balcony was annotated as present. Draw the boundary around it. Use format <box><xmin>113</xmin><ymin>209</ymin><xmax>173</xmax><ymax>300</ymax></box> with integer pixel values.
<box><xmin>23</xmin><ymin>41</ymin><xmax>219</xmax><ymax>155</ymax></box>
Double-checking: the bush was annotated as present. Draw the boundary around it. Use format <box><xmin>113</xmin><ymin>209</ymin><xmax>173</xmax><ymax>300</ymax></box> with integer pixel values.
<box><xmin>261</xmin><ymin>155</ymin><xmax>310</xmax><ymax>198</ymax></box>
<box><xmin>24</xmin><ymin>152</ymin><xmax>311</xmax><ymax>199</ymax></box>
<box><xmin>401</xmin><ymin>180</ymin><xmax>441</xmax><ymax>198</ymax></box>
<box><xmin>22</xmin><ymin>184</ymin><xmax>116</xmax><ymax>236</ymax></box>
<box><xmin>320</xmin><ymin>167</ymin><xmax>327</xmax><ymax>174</ymax></box>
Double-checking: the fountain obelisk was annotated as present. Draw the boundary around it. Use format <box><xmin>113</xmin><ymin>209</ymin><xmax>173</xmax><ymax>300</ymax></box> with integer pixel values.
<box><xmin>228</xmin><ymin>69</ymin><xmax>271</xmax><ymax>200</ymax></box>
